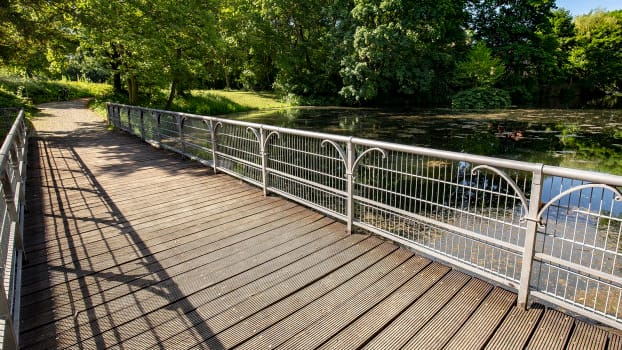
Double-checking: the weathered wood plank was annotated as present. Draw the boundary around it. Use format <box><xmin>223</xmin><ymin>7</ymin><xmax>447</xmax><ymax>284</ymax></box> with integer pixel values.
<box><xmin>484</xmin><ymin>305</ymin><xmax>544</xmax><ymax>350</ymax></box>
<box><xmin>443</xmin><ymin>287</ymin><xmax>517</xmax><ymax>350</ymax></box>
<box><xmin>401</xmin><ymin>278</ymin><xmax>493</xmax><ymax>350</ymax></box>
<box><xmin>566</xmin><ymin>321</ymin><xmax>609</xmax><ymax>350</ymax></box>
<box><xmin>361</xmin><ymin>271</ymin><xmax>471</xmax><ymax>350</ymax></box>
<box><xmin>526</xmin><ymin>309</ymin><xmax>574</xmax><ymax>350</ymax></box>
<box><xmin>315</xmin><ymin>262</ymin><xmax>450</xmax><ymax>350</ymax></box>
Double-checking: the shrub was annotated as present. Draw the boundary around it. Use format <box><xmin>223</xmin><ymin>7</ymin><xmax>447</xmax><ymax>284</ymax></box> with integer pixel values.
<box><xmin>451</xmin><ymin>87</ymin><xmax>511</xmax><ymax>109</ymax></box>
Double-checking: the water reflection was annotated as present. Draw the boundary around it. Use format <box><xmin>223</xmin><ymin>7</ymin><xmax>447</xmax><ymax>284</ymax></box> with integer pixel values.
<box><xmin>230</xmin><ymin>108</ymin><xmax>622</xmax><ymax>175</ymax></box>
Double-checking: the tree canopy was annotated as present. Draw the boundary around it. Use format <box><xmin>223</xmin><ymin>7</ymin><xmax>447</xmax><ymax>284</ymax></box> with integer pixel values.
<box><xmin>1</xmin><ymin>0</ymin><xmax>621</xmax><ymax>108</ymax></box>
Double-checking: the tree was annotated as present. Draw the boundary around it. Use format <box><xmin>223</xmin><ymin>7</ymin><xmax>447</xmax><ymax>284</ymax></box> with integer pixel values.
<box><xmin>0</xmin><ymin>0</ymin><xmax>77</xmax><ymax>77</ymax></box>
<box><xmin>260</xmin><ymin>0</ymin><xmax>354</xmax><ymax>100</ymax></box>
<box><xmin>77</xmin><ymin>0</ymin><xmax>218</xmax><ymax>106</ymax></box>
<box><xmin>468</xmin><ymin>0</ymin><xmax>558</xmax><ymax>104</ymax></box>
<box><xmin>455</xmin><ymin>42</ymin><xmax>505</xmax><ymax>87</ymax></box>
<box><xmin>340</xmin><ymin>0</ymin><xmax>468</xmax><ymax>104</ymax></box>
<box><xmin>570</xmin><ymin>10</ymin><xmax>622</xmax><ymax>98</ymax></box>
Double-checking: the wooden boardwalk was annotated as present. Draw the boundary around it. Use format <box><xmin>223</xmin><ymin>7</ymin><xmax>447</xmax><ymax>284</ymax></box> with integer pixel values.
<box><xmin>20</xmin><ymin>100</ymin><xmax>622</xmax><ymax>349</ymax></box>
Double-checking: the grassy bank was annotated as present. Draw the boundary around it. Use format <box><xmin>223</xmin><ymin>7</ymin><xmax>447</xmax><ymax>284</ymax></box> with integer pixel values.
<box><xmin>1</xmin><ymin>76</ymin><xmax>290</xmax><ymax>120</ymax></box>
<box><xmin>0</xmin><ymin>76</ymin><xmax>111</xmax><ymax>111</ymax></box>
<box><xmin>90</xmin><ymin>88</ymin><xmax>290</xmax><ymax>117</ymax></box>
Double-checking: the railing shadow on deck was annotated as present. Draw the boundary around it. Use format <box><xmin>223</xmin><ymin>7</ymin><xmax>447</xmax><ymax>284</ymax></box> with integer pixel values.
<box><xmin>21</xmin><ymin>127</ymin><xmax>224</xmax><ymax>349</ymax></box>
<box><xmin>106</xmin><ymin>102</ymin><xmax>622</xmax><ymax>331</ymax></box>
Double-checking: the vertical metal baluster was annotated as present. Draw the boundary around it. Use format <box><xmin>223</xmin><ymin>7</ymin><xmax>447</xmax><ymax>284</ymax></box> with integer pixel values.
<box><xmin>518</xmin><ymin>164</ymin><xmax>544</xmax><ymax>308</ymax></box>
<box><xmin>0</xmin><ymin>280</ymin><xmax>18</xmax><ymax>350</ymax></box>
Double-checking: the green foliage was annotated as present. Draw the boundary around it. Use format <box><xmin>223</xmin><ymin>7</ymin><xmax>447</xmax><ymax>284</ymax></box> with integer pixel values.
<box><xmin>455</xmin><ymin>42</ymin><xmax>505</xmax><ymax>87</ymax></box>
<box><xmin>1</xmin><ymin>0</ymin><xmax>621</xmax><ymax>108</ymax></box>
<box><xmin>570</xmin><ymin>10</ymin><xmax>622</xmax><ymax>95</ymax></box>
<box><xmin>468</xmin><ymin>0</ymin><xmax>558</xmax><ymax>104</ymax></box>
<box><xmin>451</xmin><ymin>87</ymin><xmax>511</xmax><ymax>109</ymax></box>
<box><xmin>340</xmin><ymin>0</ymin><xmax>468</xmax><ymax>103</ymax></box>
<box><xmin>0</xmin><ymin>76</ymin><xmax>111</xmax><ymax>106</ymax></box>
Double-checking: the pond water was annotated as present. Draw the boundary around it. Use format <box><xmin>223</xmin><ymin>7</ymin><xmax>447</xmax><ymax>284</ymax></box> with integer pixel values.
<box><xmin>230</xmin><ymin>108</ymin><xmax>622</xmax><ymax>176</ymax></box>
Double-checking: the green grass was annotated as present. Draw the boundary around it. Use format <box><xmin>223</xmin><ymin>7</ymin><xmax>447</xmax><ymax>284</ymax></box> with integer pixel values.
<box><xmin>90</xmin><ymin>88</ymin><xmax>290</xmax><ymax>118</ymax></box>
<box><xmin>193</xmin><ymin>90</ymin><xmax>289</xmax><ymax>110</ymax></box>
<box><xmin>0</xmin><ymin>76</ymin><xmax>112</xmax><ymax>111</ymax></box>
<box><xmin>1</xmin><ymin>75</ymin><xmax>289</xmax><ymax>120</ymax></box>
<box><xmin>166</xmin><ymin>90</ymin><xmax>288</xmax><ymax>115</ymax></box>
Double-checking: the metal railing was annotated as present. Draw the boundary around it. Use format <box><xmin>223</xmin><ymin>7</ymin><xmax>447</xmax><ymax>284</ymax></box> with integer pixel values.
<box><xmin>0</xmin><ymin>108</ymin><xmax>28</xmax><ymax>349</ymax></box>
<box><xmin>107</xmin><ymin>103</ymin><xmax>622</xmax><ymax>330</ymax></box>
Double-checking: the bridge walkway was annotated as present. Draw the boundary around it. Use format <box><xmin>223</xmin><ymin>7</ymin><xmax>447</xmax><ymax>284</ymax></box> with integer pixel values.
<box><xmin>20</xmin><ymin>99</ymin><xmax>621</xmax><ymax>349</ymax></box>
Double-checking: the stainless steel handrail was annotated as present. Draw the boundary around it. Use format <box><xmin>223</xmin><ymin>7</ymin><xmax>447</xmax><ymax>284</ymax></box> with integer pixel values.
<box><xmin>107</xmin><ymin>102</ymin><xmax>622</xmax><ymax>330</ymax></box>
<box><xmin>0</xmin><ymin>108</ymin><xmax>28</xmax><ymax>350</ymax></box>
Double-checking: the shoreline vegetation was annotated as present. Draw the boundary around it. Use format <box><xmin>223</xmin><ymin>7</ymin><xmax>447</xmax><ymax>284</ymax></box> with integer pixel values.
<box><xmin>1</xmin><ymin>2</ymin><xmax>621</xmax><ymax>110</ymax></box>
<box><xmin>0</xmin><ymin>76</ymin><xmax>290</xmax><ymax>118</ymax></box>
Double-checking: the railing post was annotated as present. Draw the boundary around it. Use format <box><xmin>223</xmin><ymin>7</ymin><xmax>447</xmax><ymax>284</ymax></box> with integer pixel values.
<box><xmin>127</xmin><ymin>107</ymin><xmax>132</xmax><ymax>132</ymax></box>
<box><xmin>139</xmin><ymin>110</ymin><xmax>145</xmax><ymax>140</ymax></box>
<box><xmin>259</xmin><ymin>127</ymin><xmax>269</xmax><ymax>197</ymax></box>
<box><xmin>518</xmin><ymin>164</ymin><xmax>544</xmax><ymax>308</ymax></box>
<box><xmin>153</xmin><ymin>112</ymin><xmax>161</xmax><ymax>146</ymax></box>
<box><xmin>209</xmin><ymin>120</ymin><xmax>218</xmax><ymax>173</ymax></box>
<box><xmin>177</xmin><ymin>115</ymin><xmax>185</xmax><ymax>155</ymax></box>
<box><xmin>346</xmin><ymin>139</ymin><xmax>354</xmax><ymax>234</ymax></box>
<box><xmin>106</xmin><ymin>103</ymin><xmax>111</xmax><ymax>126</ymax></box>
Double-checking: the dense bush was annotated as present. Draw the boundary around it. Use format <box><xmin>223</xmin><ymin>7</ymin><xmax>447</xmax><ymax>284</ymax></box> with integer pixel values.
<box><xmin>451</xmin><ymin>87</ymin><xmax>511</xmax><ymax>109</ymax></box>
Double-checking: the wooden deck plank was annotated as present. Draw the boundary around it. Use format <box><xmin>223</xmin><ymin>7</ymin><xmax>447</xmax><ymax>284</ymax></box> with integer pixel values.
<box><xmin>315</xmin><ymin>262</ymin><xmax>451</xmax><ymax>350</ymax></box>
<box><xmin>484</xmin><ymin>305</ymin><xmax>544</xmax><ymax>350</ymax></box>
<box><xmin>138</xmin><ymin>236</ymin><xmax>385</xmax><ymax>350</ymax></box>
<box><xmin>92</xmin><ymin>232</ymin><xmax>366</xmax><ymax>350</ymax></box>
<box><xmin>610</xmin><ymin>334</ymin><xmax>622</xmax><ymax>350</ymax></box>
<box><xmin>566</xmin><ymin>321</ymin><xmax>609</xmax><ymax>350</ymax></box>
<box><xmin>20</xmin><ymin>100</ymin><xmax>621</xmax><ymax>350</ymax></box>
<box><xmin>401</xmin><ymin>278</ymin><xmax>493</xmax><ymax>350</ymax></box>
<box><xmin>275</xmin><ymin>255</ymin><xmax>441</xmax><ymax>350</ymax></box>
<box><xmin>526</xmin><ymin>309</ymin><xmax>575</xmax><ymax>350</ymax></box>
<box><xmin>24</xmin><ymin>185</ymin><xmax>260</xmax><ymax>257</ymax></box>
<box><xmin>220</xmin><ymin>252</ymin><xmax>429</xmax><ymax>350</ymax></box>
<box><xmin>22</xmin><ymin>215</ymin><xmax>348</xmax><ymax>349</ymax></box>
<box><xmin>21</xmin><ymin>212</ymin><xmax>332</xmax><ymax>314</ymax></box>
<box><xmin>361</xmin><ymin>271</ymin><xmax>471</xmax><ymax>350</ymax></box>
<box><xmin>24</xmin><ymin>187</ymin><xmax>262</xmax><ymax>265</ymax></box>
<box><xmin>21</xmin><ymin>196</ymin><xmax>301</xmax><ymax>287</ymax></box>
<box><xmin>442</xmin><ymin>287</ymin><xmax>517</xmax><ymax>350</ymax></box>
<box><xmin>20</xmin><ymin>208</ymin><xmax>327</xmax><ymax>330</ymax></box>
<box><xmin>127</xmin><ymin>243</ymin><xmax>410</xmax><ymax>350</ymax></box>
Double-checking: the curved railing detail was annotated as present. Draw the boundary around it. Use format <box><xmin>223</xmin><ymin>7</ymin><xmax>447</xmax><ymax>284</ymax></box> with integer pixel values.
<box><xmin>471</xmin><ymin>164</ymin><xmax>530</xmax><ymax>220</ymax></box>
<box><xmin>536</xmin><ymin>183</ymin><xmax>622</xmax><ymax>224</ymax></box>
<box><xmin>106</xmin><ymin>103</ymin><xmax>622</xmax><ymax>330</ymax></box>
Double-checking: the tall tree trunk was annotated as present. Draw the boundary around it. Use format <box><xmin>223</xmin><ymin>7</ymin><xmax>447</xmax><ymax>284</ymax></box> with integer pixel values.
<box><xmin>110</xmin><ymin>43</ymin><xmax>124</xmax><ymax>94</ymax></box>
<box><xmin>165</xmin><ymin>48</ymin><xmax>182</xmax><ymax>109</ymax></box>
<box><xmin>128</xmin><ymin>75</ymin><xmax>138</xmax><ymax>105</ymax></box>
<box><xmin>165</xmin><ymin>79</ymin><xmax>178</xmax><ymax>110</ymax></box>
<box><xmin>113</xmin><ymin>72</ymin><xmax>123</xmax><ymax>94</ymax></box>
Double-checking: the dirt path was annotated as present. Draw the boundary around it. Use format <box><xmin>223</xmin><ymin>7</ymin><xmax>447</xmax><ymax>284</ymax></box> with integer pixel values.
<box><xmin>32</xmin><ymin>98</ymin><xmax>107</xmax><ymax>138</ymax></box>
